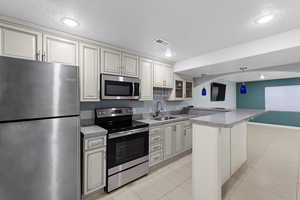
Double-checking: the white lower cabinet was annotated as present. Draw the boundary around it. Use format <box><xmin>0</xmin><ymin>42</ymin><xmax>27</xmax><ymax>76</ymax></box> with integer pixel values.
<box><xmin>164</xmin><ymin>125</ymin><xmax>175</xmax><ymax>160</ymax></box>
<box><xmin>218</xmin><ymin>121</ymin><xmax>247</xmax><ymax>185</ymax></box>
<box><xmin>83</xmin><ymin>136</ymin><xmax>106</xmax><ymax>196</ymax></box>
<box><xmin>149</xmin><ymin>121</ymin><xmax>192</xmax><ymax>167</ymax></box>
<box><xmin>220</xmin><ymin>128</ymin><xmax>231</xmax><ymax>184</ymax></box>
<box><xmin>175</xmin><ymin>124</ymin><xmax>184</xmax><ymax>154</ymax></box>
<box><xmin>230</xmin><ymin>122</ymin><xmax>247</xmax><ymax>175</ymax></box>
<box><xmin>149</xmin><ymin>126</ymin><xmax>164</xmax><ymax>167</ymax></box>
<box><xmin>183</xmin><ymin>124</ymin><xmax>192</xmax><ymax>151</ymax></box>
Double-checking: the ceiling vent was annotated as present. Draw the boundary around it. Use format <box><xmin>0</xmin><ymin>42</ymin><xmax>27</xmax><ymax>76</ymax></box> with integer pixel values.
<box><xmin>154</xmin><ymin>39</ymin><xmax>169</xmax><ymax>47</ymax></box>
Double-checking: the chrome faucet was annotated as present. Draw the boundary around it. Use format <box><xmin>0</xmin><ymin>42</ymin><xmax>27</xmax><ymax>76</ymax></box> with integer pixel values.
<box><xmin>154</xmin><ymin>101</ymin><xmax>163</xmax><ymax>117</ymax></box>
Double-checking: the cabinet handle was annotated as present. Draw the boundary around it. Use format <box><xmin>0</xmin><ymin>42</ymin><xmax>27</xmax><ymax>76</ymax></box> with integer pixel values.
<box><xmin>36</xmin><ymin>51</ymin><xmax>41</xmax><ymax>61</ymax></box>
<box><xmin>153</xmin><ymin>146</ymin><xmax>161</xmax><ymax>151</ymax></box>
<box><xmin>42</xmin><ymin>52</ymin><xmax>46</xmax><ymax>62</ymax></box>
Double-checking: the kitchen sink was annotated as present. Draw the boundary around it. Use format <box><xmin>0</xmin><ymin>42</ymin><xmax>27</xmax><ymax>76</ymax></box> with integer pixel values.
<box><xmin>153</xmin><ymin>116</ymin><xmax>177</xmax><ymax>121</ymax></box>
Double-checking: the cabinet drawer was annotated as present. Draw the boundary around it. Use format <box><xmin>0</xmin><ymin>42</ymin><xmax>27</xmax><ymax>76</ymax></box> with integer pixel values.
<box><xmin>149</xmin><ymin>151</ymin><xmax>163</xmax><ymax>167</ymax></box>
<box><xmin>149</xmin><ymin>143</ymin><xmax>163</xmax><ymax>153</ymax></box>
<box><xmin>85</xmin><ymin>136</ymin><xmax>106</xmax><ymax>150</ymax></box>
<box><xmin>149</xmin><ymin>133</ymin><xmax>163</xmax><ymax>144</ymax></box>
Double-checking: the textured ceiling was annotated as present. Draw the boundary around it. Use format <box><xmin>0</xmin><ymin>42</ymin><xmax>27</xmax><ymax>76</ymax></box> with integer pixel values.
<box><xmin>0</xmin><ymin>0</ymin><xmax>300</xmax><ymax>61</ymax></box>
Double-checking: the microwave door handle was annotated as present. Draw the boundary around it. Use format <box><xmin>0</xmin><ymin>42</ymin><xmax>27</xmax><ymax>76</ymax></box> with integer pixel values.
<box><xmin>132</xmin><ymin>82</ymin><xmax>135</xmax><ymax>97</ymax></box>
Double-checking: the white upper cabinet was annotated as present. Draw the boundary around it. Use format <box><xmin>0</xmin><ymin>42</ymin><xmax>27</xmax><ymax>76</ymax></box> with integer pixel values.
<box><xmin>0</xmin><ymin>25</ymin><xmax>42</xmax><ymax>61</ymax></box>
<box><xmin>153</xmin><ymin>62</ymin><xmax>164</xmax><ymax>87</ymax></box>
<box><xmin>184</xmin><ymin>81</ymin><xmax>193</xmax><ymax>99</ymax></box>
<box><xmin>122</xmin><ymin>53</ymin><xmax>139</xmax><ymax>77</ymax></box>
<box><xmin>101</xmin><ymin>49</ymin><xmax>139</xmax><ymax>78</ymax></box>
<box><xmin>164</xmin><ymin>64</ymin><xmax>174</xmax><ymax>88</ymax></box>
<box><xmin>153</xmin><ymin>62</ymin><xmax>173</xmax><ymax>88</ymax></box>
<box><xmin>169</xmin><ymin>74</ymin><xmax>193</xmax><ymax>101</ymax></box>
<box><xmin>80</xmin><ymin>42</ymin><xmax>100</xmax><ymax>102</ymax></box>
<box><xmin>140</xmin><ymin>57</ymin><xmax>153</xmax><ymax>101</ymax></box>
<box><xmin>43</xmin><ymin>34</ymin><xmax>78</xmax><ymax>65</ymax></box>
<box><xmin>101</xmin><ymin>48</ymin><xmax>122</xmax><ymax>75</ymax></box>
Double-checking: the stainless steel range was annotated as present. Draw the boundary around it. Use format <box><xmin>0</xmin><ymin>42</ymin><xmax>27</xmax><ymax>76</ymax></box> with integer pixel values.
<box><xmin>95</xmin><ymin>108</ymin><xmax>149</xmax><ymax>192</ymax></box>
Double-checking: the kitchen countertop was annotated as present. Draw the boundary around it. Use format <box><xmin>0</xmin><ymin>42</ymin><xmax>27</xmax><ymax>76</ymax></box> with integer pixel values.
<box><xmin>136</xmin><ymin>111</ymin><xmax>220</xmax><ymax>127</ymax></box>
<box><xmin>81</xmin><ymin>125</ymin><xmax>107</xmax><ymax>138</ymax></box>
<box><xmin>190</xmin><ymin>109</ymin><xmax>265</xmax><ymax>128</ymax></box>
<box><xmin>137</xmin><ymin>116</ymin><xmax>191</xmax><ymax>127</ymax></box>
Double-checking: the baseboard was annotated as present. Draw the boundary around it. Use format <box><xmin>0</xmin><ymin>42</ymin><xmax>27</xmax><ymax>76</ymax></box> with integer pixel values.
<box><xmin>247</xmin><ymin>122</ymin><xmax>300</xmax><ymax>130</ymax></box>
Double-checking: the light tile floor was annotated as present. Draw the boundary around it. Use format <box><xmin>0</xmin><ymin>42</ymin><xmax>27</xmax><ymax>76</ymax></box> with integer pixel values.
<box><xmin>97</xmin><ymin>123</ymin><xmax>300</xmax><ymax>200</ymax></box>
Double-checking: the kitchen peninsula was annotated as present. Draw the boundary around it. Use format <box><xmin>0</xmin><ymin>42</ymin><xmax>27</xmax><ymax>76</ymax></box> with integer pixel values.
<box><xmin>191</xmin><ymin>109</ymin><xmax>265</xmax><ymax>200</ymax></box>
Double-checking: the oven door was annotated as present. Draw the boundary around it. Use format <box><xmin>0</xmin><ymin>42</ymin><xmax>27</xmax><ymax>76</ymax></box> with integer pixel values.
<box><xmin>107</xmin><ymin>128</ymin><xmax>149</xmax><ymax>175</ymax></box>
<box><xmin>101</xmin><ymin>74</ymin><xmax>140</xmax><ymax>99</ymax></box>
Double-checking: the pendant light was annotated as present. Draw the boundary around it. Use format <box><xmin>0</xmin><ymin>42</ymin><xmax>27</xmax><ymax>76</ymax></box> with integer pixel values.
<box><xmin>202</xmin><ymin>88</ymin><xmax>207</xmax><ymax>96</ymax></box>
<box><xmin>240</xmin><ymin>83</ymin><xmax>247</xmax><ymax>94</ymax></box>
<box><xmin>239</xmin><ymin>67</ymin><xmax>248</xmax><ymax>94</ymax></box>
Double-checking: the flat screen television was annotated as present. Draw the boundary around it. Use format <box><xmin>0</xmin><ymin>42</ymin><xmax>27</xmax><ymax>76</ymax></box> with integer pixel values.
<box><xmin>211</xmin><ymin>82</ymin><xmax>226</xmax><ymax>101</ymax></box>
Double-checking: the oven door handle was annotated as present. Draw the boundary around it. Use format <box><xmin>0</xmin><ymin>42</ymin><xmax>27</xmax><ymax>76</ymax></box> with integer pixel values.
<box><xmin>108</xmin><ymin>127</ymin><xmax>149</xmax><ymax>139</ymax></box>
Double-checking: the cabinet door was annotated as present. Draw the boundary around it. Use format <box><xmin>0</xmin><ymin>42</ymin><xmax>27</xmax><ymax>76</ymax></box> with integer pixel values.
<box><xmin>231</xmin><ymin>122</ymin><xmax>247</xmax><ymax>175</ymax></box>
<box><xmin>175</xmin><ymin>124</ymin><xmax>184</xmax><ymax>153</ymax></box>
<box><xmin>164</xmin><ymin>125</ymin><xmax>174</xmax><ymax>159</ymax></box>
<box><xmin>220</xmin><ymin>128</ymin><xmax>231</xmax><ymax>184</ymax></box>
<box><xmin>175</xmin><ymin>80</ymin><xmax>184</xmax><ymax>98</ymax></box>
<box><xmin>164</xmin><ymin>65</ymin><xmax>174</xmax><ymax>88</ymax></box>
<box><xmin>0</xmin><ymin>26</ymin><xmax>42</xmax><ymax>60</ymax></box>
<box><xmin>80</xmin><ymin>42</ymin><xmax>100</xmax><ymax>101</ymax></box>
<box><xmin>101</xmin><ymin>48</ymin><xmax>122</xmax><ymax>75</ymax></box>
<box><xmin>153</xmin><ymin>62</ymin><xmax>164</xmax><ymax>87</ymax></box>
<box><xmin>185</xmin><ymin>81</ymin><xmax>193</xmax><ymax>99</ymax></box>
<box><xmin>122</xmin><ymin>53</ymin><xmax>139</xmax><ymax>77</ymax></box>
<box><xmin>140</xmin><ymin>58</ymin><xmax>153</xmax><ymax>100</ymax></box>
<box><xmin>184</xmin><ymin>126</ymin><xmax>192</xmax><ymax>150</ymax></box>
<box><xmin>84</xmin><ymin>147</ymin><xmax>106</xmax><ymax>195</ymax></box>
<box><xmin>43</xmin><ymin>34</ymin><xmax>78</xmax><ymax>65</ymax></box>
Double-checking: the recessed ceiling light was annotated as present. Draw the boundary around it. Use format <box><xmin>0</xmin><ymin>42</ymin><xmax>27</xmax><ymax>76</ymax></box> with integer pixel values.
<box><xmin>255</xmin><ymin>14</ymin><xmax>274</xmax><ymax>24</ymax></box>
<box><xmin>165</xmin><ymin>48</ymin><xmax>172</xmax><ymax>58</ymax></box>
<box><xmin>61</xmin><ymin>17</ymin><xmax>79</xmax><ymax>27</ymax></box>
<box><xmin>260</xmin><ymin>74</ymin><xmax>265</xmax><ymax>79</ymax></box>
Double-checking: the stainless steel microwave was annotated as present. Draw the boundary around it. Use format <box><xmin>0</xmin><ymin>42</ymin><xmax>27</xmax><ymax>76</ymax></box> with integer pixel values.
<box><xmin>101</xmin><ymin>74</ymin><xmax>140</xmax><ymax>100</ymax></box>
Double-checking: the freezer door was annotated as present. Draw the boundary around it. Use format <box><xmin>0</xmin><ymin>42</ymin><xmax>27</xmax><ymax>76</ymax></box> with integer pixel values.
<box><xmin>0</xmin><ymin>117</ymin><xmax>80</xmax><ymax>200</ymax></box>
<box><xmin>0</xmin><ymin>56</ymin><xmax>79</xmax><ymax>121</ymax></box>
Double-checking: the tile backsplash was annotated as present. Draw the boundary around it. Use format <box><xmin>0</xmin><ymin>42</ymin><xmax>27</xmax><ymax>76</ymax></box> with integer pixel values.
<box><xmin>80</xmin><ymin>89</ymin><xmax>192</xmax><ymax>120</ymax></box>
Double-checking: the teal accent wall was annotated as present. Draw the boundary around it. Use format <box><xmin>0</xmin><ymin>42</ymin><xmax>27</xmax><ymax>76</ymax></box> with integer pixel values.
<box><xmin>237</xmin><ymin>78</ymin><xmax>300</xmax><ymax>109</ymax></box>
<box><xmin>236</xmin><ymin>78</ymin><xmax>300</xmax><ymax>127</ymax></box>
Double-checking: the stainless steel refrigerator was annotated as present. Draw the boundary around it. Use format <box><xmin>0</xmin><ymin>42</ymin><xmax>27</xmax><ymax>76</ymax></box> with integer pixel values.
<box><xmin>0</xmin><ymin>56</ymin><xmax>80</xmax><ymax>200</ymax></box>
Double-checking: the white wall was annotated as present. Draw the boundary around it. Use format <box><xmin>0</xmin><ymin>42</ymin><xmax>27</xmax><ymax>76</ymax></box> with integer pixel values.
<box><xmin>265</xmin><ymin>85</ymin><xmax>300</xmax><ymax>112</ymax></box>
<box><xmin>192</xmin><ymin>80</ymin><xmax>236</xmax><ymax>109</ymax></box>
